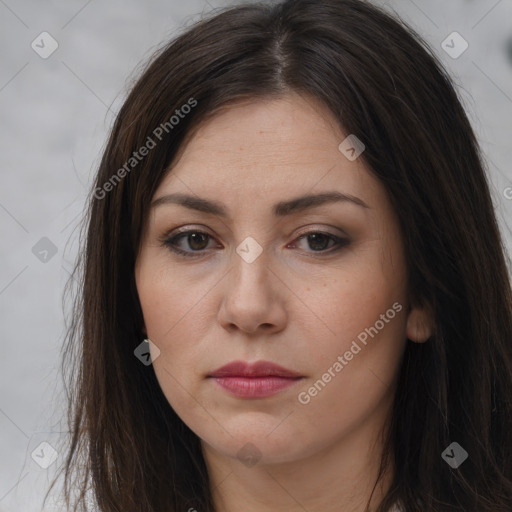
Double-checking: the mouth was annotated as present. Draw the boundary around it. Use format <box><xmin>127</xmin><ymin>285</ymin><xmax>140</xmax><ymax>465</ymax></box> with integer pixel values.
<box><xmin>207</xmin><ymin>360</ymin><xmax>304</xmax><ymax>398</ymax></box>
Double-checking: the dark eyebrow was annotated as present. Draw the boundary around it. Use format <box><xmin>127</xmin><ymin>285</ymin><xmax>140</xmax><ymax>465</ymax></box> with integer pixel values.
<box><xmin>151</xmin><ymin>191</ymin><xmax>369</xmax><ymax>217</ymax></box>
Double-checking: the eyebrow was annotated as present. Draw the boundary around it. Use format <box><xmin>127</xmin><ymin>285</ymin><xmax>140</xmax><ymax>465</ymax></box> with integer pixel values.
<box><xmin>151</xmin><ymin>191</ymin><xmax>369</xmax><ymax>217</ymax></box>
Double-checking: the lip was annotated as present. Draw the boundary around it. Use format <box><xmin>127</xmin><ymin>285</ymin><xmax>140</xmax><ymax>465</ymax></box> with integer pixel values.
<box><xmin>208</xmin><ymin>360</ymin><xmax>304</xmax><ymax>398</ymax></box>
<box><xmin>209</xmin><ymin>360</ymin><xmax>303</xmax><ymax>378</ymax></box>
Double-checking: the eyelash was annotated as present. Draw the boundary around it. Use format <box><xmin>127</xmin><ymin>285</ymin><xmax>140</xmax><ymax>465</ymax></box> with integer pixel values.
<box><xmin>159</xmin><ymin>228</ymin><xmax>350</xmax><ymax>259</ymax></box>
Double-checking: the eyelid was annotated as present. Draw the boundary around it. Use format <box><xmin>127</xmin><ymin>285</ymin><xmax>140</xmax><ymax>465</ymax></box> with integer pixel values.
<box><xmin>293</xmin><ymin>224</ymin><xmax>348</xmax><ymax>239</ymax></box>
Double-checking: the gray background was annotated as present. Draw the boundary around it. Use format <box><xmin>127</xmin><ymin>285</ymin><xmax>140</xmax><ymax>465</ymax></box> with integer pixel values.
<box><xmin>1</xmin><ymin>0</ymin><xmax>511</xmax><ymax>510</ymax></box>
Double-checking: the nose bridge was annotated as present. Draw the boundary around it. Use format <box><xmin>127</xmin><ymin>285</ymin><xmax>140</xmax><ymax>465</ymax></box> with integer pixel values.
<box><xmin>227</xmin><ymin>214</ymin><xmax>290</xmax><ymax>296</ymax></box>
<box><xmin>218</xmin><ymin>234</ymin><xmax>286</xmax><ymax>334</ymax></box>
<box><xmin>231</xmin><ymin>235</ymin><xmax>271</xmax><ymax>295</ymax></box>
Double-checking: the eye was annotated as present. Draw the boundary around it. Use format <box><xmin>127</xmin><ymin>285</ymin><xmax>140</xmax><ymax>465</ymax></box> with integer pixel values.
<box><xmin>288</xmin><ymin>231</ymin><xmax>350</xmax><ymax>254</ymax></box>
<box><xmin>161</xmin><ymin>230</ymin><xmax>219</xmax><ymax>258</ymax></box>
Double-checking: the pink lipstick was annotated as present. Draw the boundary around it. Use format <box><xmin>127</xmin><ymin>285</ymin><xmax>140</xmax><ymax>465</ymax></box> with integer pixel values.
<box><xmin>208</xmin><ymin>360</ymin><xmax>304</xmax><ymax>398</ymax></box>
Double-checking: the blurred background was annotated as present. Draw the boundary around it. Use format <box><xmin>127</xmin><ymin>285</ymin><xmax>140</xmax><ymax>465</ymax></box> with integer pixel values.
<box><xmin>1</xmin><ymin>0</ymin><xmax>511</xmax><ymax>510</ymax></box>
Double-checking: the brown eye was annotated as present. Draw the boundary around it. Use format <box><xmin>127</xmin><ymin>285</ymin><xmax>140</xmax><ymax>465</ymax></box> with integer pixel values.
<box><xmin>290</xmin><ymin>231</ymin><xmax>350</xmax><ymax>254</ymax></box>
<box><xmin>304</xmin><ymin>233</ymin><xmax>332</xmax><ymax>251</ymax></box>
<box><xmin>187</xmin><ymin>232</ymin><xmax>210</xmax><ymax>250</ymax></box>
<box><xmin>162</xmin><ymin>230</ymin><xmax>218</xmax><ymax>257</ymax></box>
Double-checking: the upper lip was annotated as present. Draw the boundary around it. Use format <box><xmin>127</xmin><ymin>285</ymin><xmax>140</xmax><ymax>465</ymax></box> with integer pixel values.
<box><xmin>208</xmin><ymin>360</ymin><xmax>303</xmax><ymax>378</ymax></box>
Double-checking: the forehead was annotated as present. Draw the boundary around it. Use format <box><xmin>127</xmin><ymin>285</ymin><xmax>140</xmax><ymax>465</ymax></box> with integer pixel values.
<box><xmin>155</xmin><ymin>93</ymin><xmax>385</xmax><ymax>216</ymax></box>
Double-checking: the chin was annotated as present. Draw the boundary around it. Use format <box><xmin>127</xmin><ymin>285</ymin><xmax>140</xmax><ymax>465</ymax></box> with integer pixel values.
<box><xmin>200</xmin><ymin>421</ymin><xmax>316</xmax><ymax>467</ymax></box>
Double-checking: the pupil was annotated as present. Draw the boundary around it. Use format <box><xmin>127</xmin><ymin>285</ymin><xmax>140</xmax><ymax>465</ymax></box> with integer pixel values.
<box><xmin>189</xmin><ymin>233</ymin><xmax>208</xmax><ymax>250</ymax></box>
<box><xmin>308</xmin><ymin>233</ymin><xmax>329</xmax><ymax>251</ymax></box>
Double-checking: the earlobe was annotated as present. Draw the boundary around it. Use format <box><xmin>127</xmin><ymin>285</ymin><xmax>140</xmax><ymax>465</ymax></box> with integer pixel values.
<box><xmin>406</xmin><ymin>306</ymin><xmax>433</xmax><ymax>343</ymax></box>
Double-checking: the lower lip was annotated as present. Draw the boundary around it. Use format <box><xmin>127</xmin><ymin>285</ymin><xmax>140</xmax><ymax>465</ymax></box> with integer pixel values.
<box><xmin>211</xmin><ymin>376</ymin><xmax>302</xmax><ymax>398</ymax></box>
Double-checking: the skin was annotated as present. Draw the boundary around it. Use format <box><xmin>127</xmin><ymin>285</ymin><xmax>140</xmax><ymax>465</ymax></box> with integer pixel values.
<box><xmin>135</xmin><ymin>92</ymin><xmax>433</xmax><ymax>512</ymax></box>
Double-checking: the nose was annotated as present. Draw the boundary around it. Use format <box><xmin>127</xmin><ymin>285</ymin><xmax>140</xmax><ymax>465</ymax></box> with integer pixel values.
<box><xmin>217</xmin><ymin>248</ymin><xmax>288</xmax><ymax>336</ymax></box>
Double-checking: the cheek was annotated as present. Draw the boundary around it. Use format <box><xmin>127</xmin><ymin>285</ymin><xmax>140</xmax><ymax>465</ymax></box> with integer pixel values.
<box><xmin>136</xmin><ymin>263</ymin><xmax>203</xmax><ymax>371</ymax></box>
<box><xmin>300</xmin><ymin>277</ymin><xmax>407</xmax><ymax>390</ymax></box>
<box><xmin>137</xmin><ymin>272</ymin><xmax>209</xmax><ymax>418</ymax></box>
<box><xmin>299</xmin><ymin>254</ymin><xmax>406</xmax><ymax>346</ymax></box>
<box><xmin>137</xmin><ymin>256</ymin><xmax>209</xmax><ymax>337</ymax></box>
<box><xmin>292</xmin><ymin>251</ymin><xmax>407</xmax><ymax>415</ymax></box>
<box><xmin>293</xmin><ymin>296</ymin><xmax>406</xmax><ymax>449</ymax></box>
<box><xmin>136</xmin><ymin>258</ymin><xmax>228</xmax><ymax>398</ymax></box>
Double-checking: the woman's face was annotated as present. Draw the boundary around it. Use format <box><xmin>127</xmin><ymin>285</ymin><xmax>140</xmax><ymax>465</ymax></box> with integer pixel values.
<box><xmin>135</xmin><ymin>93</ymin><xmax>430</xmax><ymax>467</ymax></box>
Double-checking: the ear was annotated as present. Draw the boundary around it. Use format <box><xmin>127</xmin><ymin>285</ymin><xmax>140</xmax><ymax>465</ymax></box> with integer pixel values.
<box><xmin>406</xmin><ymin>305</ymin><xmax>433</xmax><ymax>343</ymax></box>
<box><xmin>141</xmin><ymin>324</ymin><xmax>147</xmax><ymax>337</ymax></box>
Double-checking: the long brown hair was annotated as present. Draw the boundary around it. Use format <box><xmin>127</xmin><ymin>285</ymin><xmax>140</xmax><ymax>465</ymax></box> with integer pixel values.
<box><xmin>45</xmin><ymin>0</ymin><xmax>512</xmax><ymax>510</ymax></box>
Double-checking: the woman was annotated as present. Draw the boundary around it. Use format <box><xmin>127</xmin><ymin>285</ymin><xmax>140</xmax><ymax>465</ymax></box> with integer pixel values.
<box><xmin>47</xmin><ymin>0</ymin><xmax>512</xmax><ymax>510</ymax></box>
